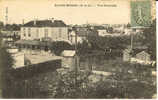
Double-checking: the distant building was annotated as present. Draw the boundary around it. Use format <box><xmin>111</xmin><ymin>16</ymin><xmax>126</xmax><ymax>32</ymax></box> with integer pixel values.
<box><xmin>123</xmin><ymin>46</ymin><xmax>155</xmax><ymax>65</ymax></box>
<box><xmin>20</xmin><ymin>18</ymin><xmax>68</xmax><ymax>42</ymax></box>
<box><xmin>97</xmin><ymin>29</ymin><xmax>108</xmax><ymax>36</ymax></box>
<box><xmin>136</xmin><ymin>51</ymin><xmax>151</xmax><ymax>62</ymax></box>
<box><xmin>123</xmin><ymin>49</ymin><xmax>132</xmax><ymax>62</ymax></box>
<box><xmin>131</xmin><ymin>51</ymin><xmax>152</xmax><ymax>65</ymax></box>
<box><xmin>69</xmin><ymin>27</ymin><xmax>98</xmax><ymax>44</ymax></box>
<box><xmin>91</xmin><ymin>26</ymin><xmax>107</xmax><ymax>37</ymax></box>
<box><xmin>123</xmin><ymin>28</ymin><xmax>131</xmax><ymax>35</ymax></box>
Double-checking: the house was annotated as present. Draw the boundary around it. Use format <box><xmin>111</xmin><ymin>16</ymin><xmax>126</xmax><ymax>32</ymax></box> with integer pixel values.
<box><xmin>123</xmin><ymin>28</ymin><xmax>132</xmax><ymax>35</ymax></box>
<box><xmin>123</xmin><ymin>45</ymin><xmax>148</xmax><ymax>62</ymax></box>
<box><xmin>12</xmin><ymin>54</ymin><xmax>62</xmax><ymax>79</ymax></box>
<box><xmin>69</xmin><ymin>27</ymin><xmax>98</xmax><ymax>44</ymax></box>
<box><xmin>97</xmin><ymin>29</ymin><xmax>108</xmax><ymax>36</ymax></box>
<box><xmin>15</xmin><ymin>39</ymin><xmax>52</xmax><ymax>52</ymax></box>
<box><xmin>123</xmin><ymin>49</ymin><xmax>132</xmax><ymax>62</ymax></box>
<box><xmin>123</xmin><ymin>46</ymin><xmax>154</xmax><ymax>65</ymax></box>
<box><xmin>20</xmin><ymin>18</ymin><xmax>68</xmax><ymax>42</ymax></box>
<box><xmin>15</xmin><ymin>18</ymin><xmax>69</xmax><ymax>52</ymax></box>
<box><xmin>91</xmin><ymin>26</ymin><xmax>108</xmax><ymax>37</ymax></box>
<box><xmin>131</xmin><ymin>51</ymin><xmax>152</xmax><ymax>65</ymax></box>
<box><xmin>61</xmin><ymin>50</ymin><xmax>79</xmax><ymax>71</ymax></box>
<box><xmin>136</xmin><ymin>51</ymin><xmax>151</xmax><ymax>62</ymax></box>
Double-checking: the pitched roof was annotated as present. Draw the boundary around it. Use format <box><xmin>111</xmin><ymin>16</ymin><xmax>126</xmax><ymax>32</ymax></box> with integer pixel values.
<box><xmin>61</xmin><ymin>50</ymin><xmax>76</xmax><ymax>57</ymax></box>
<box><xmin>23</xmin><ymin>20</ymin><xmax>67</xmax><ymax>27</ymax></box>
<box><xmin>136</xmin><ymin>51</ymin><xmax>150</xmax><ymax>56</ymax></box>
<box><xmin>93</xmin><ymin>26</ymin><xmax>106</xmax><ymax>30</ymax></box>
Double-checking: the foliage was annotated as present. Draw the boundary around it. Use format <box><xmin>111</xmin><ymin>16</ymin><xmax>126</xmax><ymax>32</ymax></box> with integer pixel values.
<box><xmin>127</xmin><ymin>23</ymin><xmax>131</xmax><ymax>28</ymax></box>
<box><xmin>3</xmin><ymin>24</ymin><xmax>21</xmax><ymax>31</ymax></box>
<box><xmin>54</xmin><ymin>70</ymin><xmax>90</xmax><ymax>98</ymax></box>
<box><xmin>77</xmin><ymin>40</ymin><xmax>92</xmax><ymax>55</ymax></box>
<box><xmin>6</xmin><ymin>62</ymin><xmax>155</xmax><ymax>98</ymax></box>
<box><xmin>0</xmin><ymin>33</ymin><xmax>14</xmax><ymax>98</ymax></box>
<box><xmin>50</xmin><ymin>41</ymin><xmax>73</xmax><ymax>56</ymax></box>
<box><xmin>87</xmin><ymin>35</ymin><xmax>130</xmax><ymax>50</ymax></box>
<box><xmin>142</xmin><ymin>19</ymin><xmax>156</xmax><ymax>60</ymax></box>
<box><xmin>106</xmin><ymin>27</ymin><xmax>113</xmax><ymax>33</ymax></box>
<box><xmin>53</xmin><ymin>61</ymin><xmax>155</xmax><ymax>99</ymax></box>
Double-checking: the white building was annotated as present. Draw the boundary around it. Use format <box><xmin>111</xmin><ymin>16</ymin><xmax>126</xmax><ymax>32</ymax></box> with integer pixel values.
<box><xmin>97</xmin><ymin>29</ymin><xmax>108</xmax><ymax>36</ymax></box>
<box><xmin>20</xmin><ymin>18</ymin><xmax>69</xmax><ymax>42</ymax></box>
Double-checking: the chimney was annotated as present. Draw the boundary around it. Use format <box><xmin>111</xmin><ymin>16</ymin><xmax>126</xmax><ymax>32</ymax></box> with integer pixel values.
<box><xmin>51</xmin><ymin>18</ymin><xmax>54</xmax><ymax>23</ymax></box>
<box><xmin>33</xmin><ymin>19</ymin><xmax>37</xmax><ymax>26</ymax></box>
<box><xmin>22</xmin><ymin>19</ymin><xmax>24</xmax><ymax>25</ymax></box>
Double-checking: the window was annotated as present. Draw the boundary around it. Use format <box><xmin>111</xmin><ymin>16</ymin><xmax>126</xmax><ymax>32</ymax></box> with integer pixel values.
<box><xmin>59</xmin><ymin>28</ymin><xmax>62</xmax><ymax>38</ymax></box>
<box><xmin>51</xmin><ymin>29</ymin><xmax>54</xmax><ymax>37</ymax></box>
<box><xmin>36</xmin><ymin>28</ymin><xmax>39</xmax><ymax>37</ymax></box>
<box><xmin>44</xmin><ymin>29</ymin><xmax>48</xmax><ymax>37</ymax></box>
<box><xmin>28</xmin><ymin>28</ymin><xmax>31</xmax><ymax>37</ymax></box>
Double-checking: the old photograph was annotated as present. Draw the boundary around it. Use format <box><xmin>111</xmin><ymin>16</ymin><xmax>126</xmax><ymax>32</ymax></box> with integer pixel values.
<box><xmin>0</xmin><ymin>0</ymin><xmax>156</xmax><ymax>99</ymax></box>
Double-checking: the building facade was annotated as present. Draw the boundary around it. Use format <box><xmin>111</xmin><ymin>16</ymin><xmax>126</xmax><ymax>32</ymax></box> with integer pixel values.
<box><xmin>20</xmin><ymin>19</ymin><xmax>68</xmax><ymax>42</ymax></box>
<box><xmin>135</xmin><ymin>51</ymin><xmax>151</xmax><ymax>62</ymax></box>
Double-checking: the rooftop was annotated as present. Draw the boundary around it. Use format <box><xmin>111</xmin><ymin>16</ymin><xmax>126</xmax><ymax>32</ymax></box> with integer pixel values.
<box><xmin>23</xmin><ymin>19</ymin><xmax>67</xmax><ymax>27</ymax></box>
<box><xmin>61</xmin><ymin>50</ymin><xmax>76</xmax><ymax>57</ymax></box>
<box><xmin>13</xmin><ymin>52</ymin><xmax>62</xmax><ymax>69</ymax></box>
<box><xmin>25</xmin><ymin>54</ymin><xmax>62</xmax><ymax>65</ymax></box>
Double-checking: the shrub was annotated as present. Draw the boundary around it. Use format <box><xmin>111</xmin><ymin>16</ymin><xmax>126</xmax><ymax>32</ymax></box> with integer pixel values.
<box><xmin>50</xmin><ymin>41</ymin><xmax>73</xmax><ymax>56</ymax></box>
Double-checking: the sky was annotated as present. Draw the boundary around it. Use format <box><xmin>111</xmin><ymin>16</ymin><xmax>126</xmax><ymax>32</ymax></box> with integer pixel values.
<box><xmin>0</xmin><ymin>0</ymin><xmax>131</xmax><ymax>25</ymax></box>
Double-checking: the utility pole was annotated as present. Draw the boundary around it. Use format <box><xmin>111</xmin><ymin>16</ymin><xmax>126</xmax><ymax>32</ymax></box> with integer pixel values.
<box><xmin>5</xmin><ymin>7</ymin><xmax>8</xmax><ymax>26</ymax></box>
<box><xmin>75</xmin><ymin>30</ymin><xmax>78</xmax><ymax>87</ymax></box>
<box><xmin>130</xmin><ymin>31</ymin><xmax>133</xmax><ymax>50</ymax></box>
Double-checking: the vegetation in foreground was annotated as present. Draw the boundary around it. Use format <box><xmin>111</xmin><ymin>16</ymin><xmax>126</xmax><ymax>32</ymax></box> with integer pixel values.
<box><xmin>5</xmin><ymin>61</ymin><xmax>156</xmax><ymax>99</ymax></box>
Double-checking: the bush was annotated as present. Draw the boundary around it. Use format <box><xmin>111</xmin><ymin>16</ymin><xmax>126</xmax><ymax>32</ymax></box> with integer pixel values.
<box><xmin>0</xmin><ymin>35</ymin><xmax>14</xmax><ymax>98</ymax></box>
<box><xmin>50</xmin><ymin>41</ymin><xmax>73</xmax><ymax>56</ymax></box>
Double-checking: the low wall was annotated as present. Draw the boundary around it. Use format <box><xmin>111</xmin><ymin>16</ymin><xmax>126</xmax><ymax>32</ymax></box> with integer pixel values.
<box><xmin>11</xmin><ymin>59</ymin><xmax>61</xmax><ymax>79</ymax></box>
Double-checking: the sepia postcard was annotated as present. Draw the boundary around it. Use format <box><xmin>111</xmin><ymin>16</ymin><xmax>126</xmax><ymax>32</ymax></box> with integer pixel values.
<box><xmin>0</xmin><ymin>0</ymin><xmax>156</xmax><ymax>99</ymax></box>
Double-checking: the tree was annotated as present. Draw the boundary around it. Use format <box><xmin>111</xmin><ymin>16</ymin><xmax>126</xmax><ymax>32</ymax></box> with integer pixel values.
<box><xmin>53</xmin><ymin>70</ymin><xmax>90</xmax><ymax>98</ymax></box>
<box><xmin>77</xmin><ymin>40</ymin><xmax>92</xmax><ymax>55</ymax></box>
<box><xmin>87</xmin><ymin>35</ymin><xmax>130</xmax><ymax>51</ymax></box>
<box><xmin>106</xmin><ymin>27</ymin><xmax>113</xmax><ymax>33</ymax></box>
<box><xmin>127</xmin><ymin>23</ymin><xmax>131</xmax><ymax>28</ymax></box>
<box><xmin>142</xmin><ymin>19</ymin><xmax>156</xmax><ymax>60</ymax></box>
<box><xmin>0</xmin><ymin>32</ymin><xmax>14</xmax><ymax>98</ymax></box>
<box><xmin>50</xmin><ymin>41</ymin><xmax>73</xmax><ymax>56</ymax></box>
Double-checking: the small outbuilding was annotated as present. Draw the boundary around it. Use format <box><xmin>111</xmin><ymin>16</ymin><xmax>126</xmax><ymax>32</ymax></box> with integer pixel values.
<box><xmin>123</xmin><ymin>49</ymin><xmax>132</xmax><ymax>62</ymax></box>
<box><xmin>61</xmin><ymin>50</ymin><xmax>79</xmax><ymax>71</ymax></box>
<box><xmin>136</xmin><ymin>51</ymin><xmax>151</xmax><ymax>62</ymax></box>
